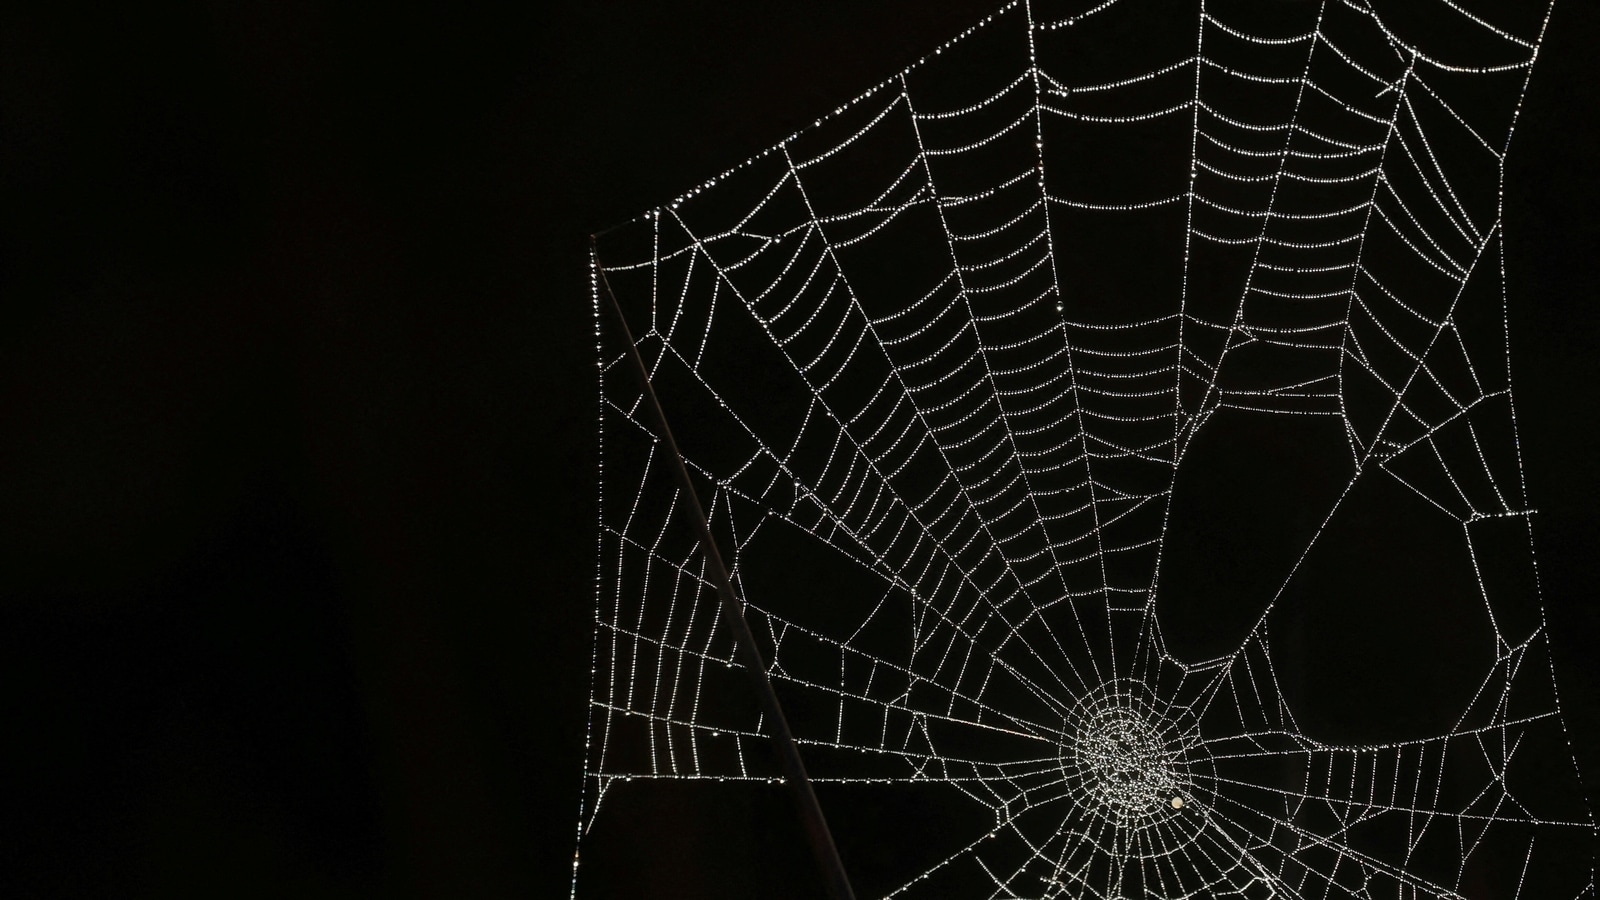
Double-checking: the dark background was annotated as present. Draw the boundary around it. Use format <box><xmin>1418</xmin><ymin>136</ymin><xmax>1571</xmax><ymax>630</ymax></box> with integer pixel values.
<box><xmin>2</xmin><ymin>1</ymin><xmax>1596</xmax><ymax>897</ymax></box>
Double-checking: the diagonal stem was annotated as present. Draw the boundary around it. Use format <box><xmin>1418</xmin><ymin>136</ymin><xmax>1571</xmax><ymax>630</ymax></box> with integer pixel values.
<box><xmin>593</xmin><ymin>243</ymin><xmax>858</xmax><ymax>900</ymax></box>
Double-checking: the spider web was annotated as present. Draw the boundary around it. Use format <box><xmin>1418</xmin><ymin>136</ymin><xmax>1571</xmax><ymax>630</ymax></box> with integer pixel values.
<box><xmin>578</xmin><ymin>0</ymin><xmax>1596</xmax><ymax>897</ymax></box>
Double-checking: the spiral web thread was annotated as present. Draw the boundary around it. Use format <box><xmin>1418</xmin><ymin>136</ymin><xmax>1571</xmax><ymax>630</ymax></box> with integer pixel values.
<box><xmin>578</xmin><ymin>0</ymin><xmax>1596</xmax><ymax>897</ymax></box>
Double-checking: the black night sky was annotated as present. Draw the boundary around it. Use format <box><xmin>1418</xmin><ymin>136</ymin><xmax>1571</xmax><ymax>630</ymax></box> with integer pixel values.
<box><xmin>4</xmin><ymin>1</ymin><xmax>1599</xmax><ymax>897</ymax></box>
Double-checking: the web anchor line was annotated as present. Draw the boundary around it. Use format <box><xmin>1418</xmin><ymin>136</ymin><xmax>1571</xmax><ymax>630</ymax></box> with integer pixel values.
<box><xmin>592</xmin><ymin>245</ymin><xmax>859</xmax><ymax>900</ymax></box>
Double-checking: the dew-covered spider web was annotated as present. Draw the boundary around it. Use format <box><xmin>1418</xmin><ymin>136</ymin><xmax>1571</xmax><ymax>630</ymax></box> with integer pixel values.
<box><xmin>578</xmin><ymin>0</ymin><xmax>1596</xmax><ymax>897</ymax></box>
